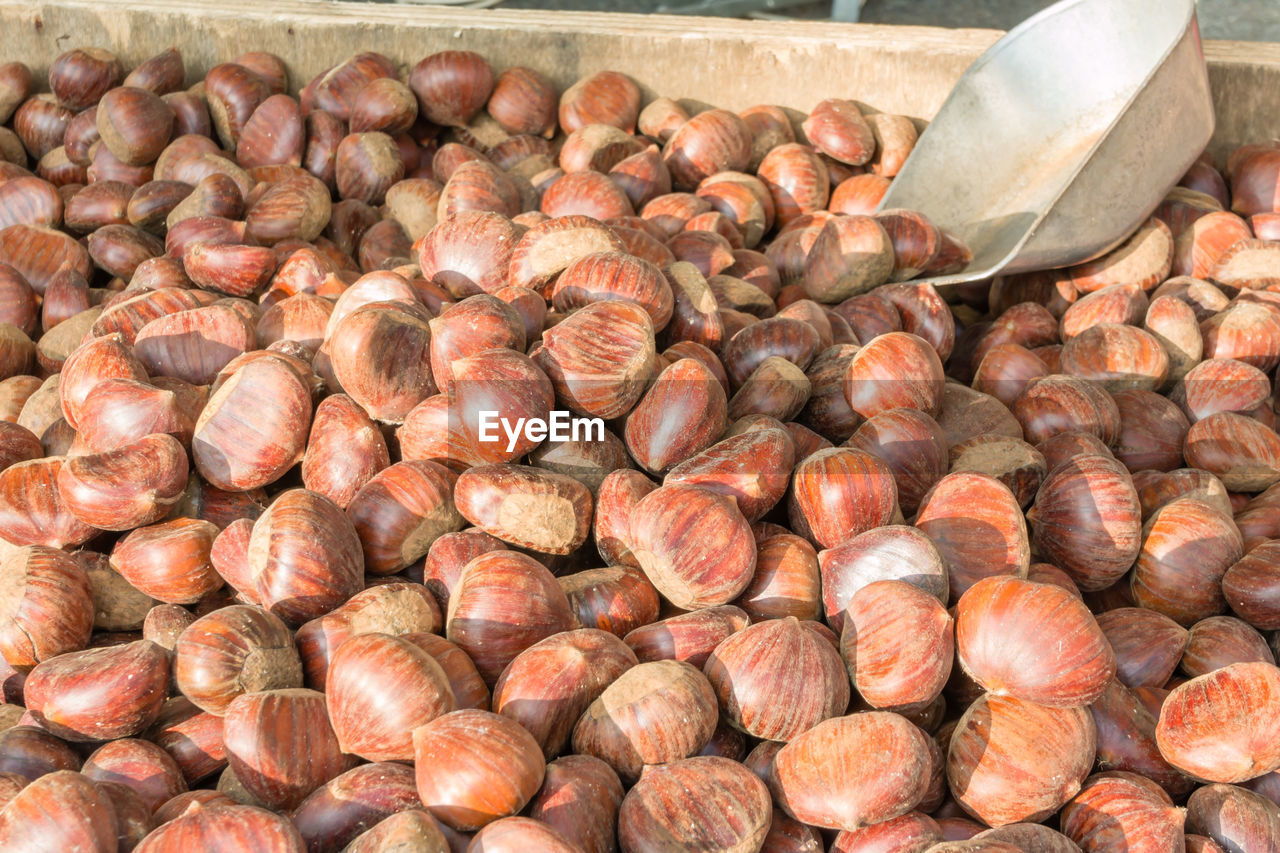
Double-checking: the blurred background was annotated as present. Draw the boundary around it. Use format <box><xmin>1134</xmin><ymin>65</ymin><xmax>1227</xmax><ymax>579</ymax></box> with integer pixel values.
<box><xmin>460</xmin><ymin>0</ymin><xmax>1280</xmax><ymax>41</ymax></box>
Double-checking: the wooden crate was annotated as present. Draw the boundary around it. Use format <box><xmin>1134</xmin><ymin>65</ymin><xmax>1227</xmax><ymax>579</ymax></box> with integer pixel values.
<box><xmin>2</xmin><ymin>0</ymin><xmax>1278</xmax><ymax>160</ymax></box>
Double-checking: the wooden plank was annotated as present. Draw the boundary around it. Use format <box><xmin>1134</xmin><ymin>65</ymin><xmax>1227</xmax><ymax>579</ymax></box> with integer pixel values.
<box><xmin>1</xmin><ymin>0</ymin><xmax>1278</xmax><ymax>160</ymax></box>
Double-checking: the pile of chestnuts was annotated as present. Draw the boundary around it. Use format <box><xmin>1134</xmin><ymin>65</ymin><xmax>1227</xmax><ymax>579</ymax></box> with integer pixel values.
<box><xmin>0</xmin><ymin>38</ymin><xmax>1275</xmax><ymax>853</ymax></box>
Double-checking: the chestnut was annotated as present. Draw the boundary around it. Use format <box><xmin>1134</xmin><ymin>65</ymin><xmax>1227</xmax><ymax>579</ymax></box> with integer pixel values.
<box><xmin>1090</xmin><ymin>677</ymin><xmax>1195</xmax><ymax>798</ymax></box>
<box><xmin>1027</xmin><ymin>453</ymin><xmax>1142</xmax><ymax>592</ymax></box>
<box><xmin>24</xmin><ymin>640</ymin><xmax>169</xmax><ymax>741</ymax></box>
<box><xmin>1112</xmin><ymin>388</ymin><xmax>1190</xmax><ymax>472</ymax></box>
<box><xmin>622</xmin><ymin>604</ymin><xmax>749</xmax><ymax>670</ymax></box>
<box><xmin>1060</xmin><ymin>323</ymin><xmax>1170</xmax><ymax>392</ymax></box>
<box><xmin>57</xmin><ymin>433</ymin><xmax>188</xmax><ymax>531</ymax></box>
<box><xmin>409</xmin><ymin>51</ymin><xmax>493</xmax><ymax>127</ymax></box>
<box><xmin>222</xmin><ymin>687</ymin><xmax>350</xmax><ymax>811</ymax></box>
<box><xmin>571</xmin><ymin>659</ymin><xmax>719</xmax><ymax>782</ymax></box>
<box><xmin>143</xmin><ymin>604</ymin><xmax>196</xmax><ymax>651</ymax></box>
<box><xmin>662</xmin><ymin>109</ymin><xmax>752</xmax><ymax>189</ymax></box>
<box><xmin>82</xmin><ymin>738</ymin><xmax>187</xmax><ymax>814</ymax></box>
<box><xmin>949</xmin><ymin>694</ymin><xmax>1097</xmax><ymax>827</ymax></box>
<box><xmin>419</xmin><ymin>528</ymin><xmax>507</xmax><ymax>612</ymax></box>
<box><xmin>559</xmin><ymin>70</ymin><xmax>640</xmax><ymax>134</ymax></box>
<box><xmin>788</xmin><ymin>447</ymin><xmax>898</xmax><ymax>550</ymax></box>
<box><xmin>955</xmin><ymin>575</ymin><xmax>1115</xmax><ymax>707</ymax></box>
<box><xmin>0</xmin><ymin>457</ymin><xmax>99</xmax><ymax>549</ymax></box>
<box><xmin>1185</xmin><ymin>783</ymin><xmax>1280</xmax><ymax>853</ymax></box>
<box><xmin>327</xmin><ymin>302</ymin><xmax>436</xmax><ymax>424</ymax></box>
<box><xmin>705</xmin><ymin>616</ymin><xmax>849</xmax><ymax>740</ymax></box>
<box><xmin>0</xmin><ymin>725</ymin><xmax>80</xmax><ymax>781</ymax></box>
<box><xmin>0</xmin><ymin>62</ymin><xmax>31</xmax><ymax>126</ymax></box>
<box><xmin>734</xmin><ymin>533</ymin><xmax>821</xmax><ymax>621</ymax></box>
<box><xmin>528</xmin><ymin>755</ymin><xmax>623</xmax><ymax>853</ymax></box>
<box><xmin>300</xmin><ymin>392</ymin><xmax>390</xmax><ymax>510</ymax></box>
<box><xmin>413</xmin><ymin>708</ymin><xmax>545</xmax><ymax>831</ymax></box>
<box><xmin>1097</xmin><ymin>607</ymin><xmax>1190</xmax><ymax>688</ymax></box>
<box><xmin>326</xmin><ymin>632</ymin><xmax>457</xmax><ymax>762</ymax></box>
<box><xmin>192</xmin><ymin>353</ymin><xmax>312</xmax><ymax>492</ymax></box>
<box><xmin>110</xmin><ymin>517</ymin><xmax>221</xmax><ymax>605</ymax></box>
<box><xmin>50</xmin><ymin>48</ymin><xmax>122</xmax><ymax>110</ymax></box>
<box><xmin>1184</xmin><ymin>411</ymin><xmax>1280</xmax><ymax>492</ymax></box>
<box><xmin>771</xmin><ymin>711</ymin><xmax>932</xmax><ymax>831</ymax></box>
<box><xmin>467</xmin><ymin>817</ymin><xmax>582</xmax><ymax>852</ymax></box>
<box><xmin>0</xmin><ymin>770</ymin><xmax>118</xmax><ymax>851</ymax></box>
<box><xmin>0</xmin><ymin>546</ymin><xmax>93</xmax><ymax>670</ymax></box>
<box><xmin>339</xmin><ymin>809</ymin><xmax>449</xmax><ymax>853</ymax></box>
<box><xmin>492</xmin><ymin>628</ymin><xmax>636</xmax><ymax>759</ymax></box>
<box><xmin>922</xmin><ymin>465</ymin><xmax>1031</xmax><ymax>589</ymax></box>
<box><xmin>618</xmin><ymin>757</ymin><xmax>770</xmax><ymax>853</ymax></box>
<box><xmin>347</xmin><ymin>460</ymin><xmax>464</xmax><ymax>574</ymax></box>
<box><xmin>242</xmin><ymin>488</ymin><xmax>365</xmax><ymax>624</ymax></box>
<box><xmin>552</xmin><ymin>252</ymin><xmax>673</xmax><ymax>332</ymax></box>
<box><xmin>488</xmin><ymin>66</ymin><xmax>557</xmax><ymax>138</ymax></box>
<box><xmin>1131</xmin><ymin>497</ymin><xmax>1244</xmax><ymax>625</ymax></box>
<box><xmin>842</xmin><ymin>579</ymin><xmax>953</xmax><ymax>712</ymax></box>
<box><xmin>96</xmin><ymin>87</ymin><xmax>174</xmax><ymax>167</ymax></box>
<box><xmin>172</xmin><ymin>604</ymin><xmax>301</xmax><ymax>715</ymax></box>
<box><xmin>453</xmin><ymin>464</ymin><xmax>590</xmax><ymax>557</ymax></box>
<box><xmin>624</xmin><ymin>357</ymin><xmax>728</xmax><ymax>475</ymax></box>
<box><xmin>445</xmin><ymin>550</ymin><xmax>577</xmax><ymax>685</ymax></box>
<box><xmin>818</xmin><ymin>524</ymin><xmax>949</xmax><ymax>633</ymax></box>
<box><xmin>1224</xmin><ymin>540</ymin><xmax>1280</xmax><ymax>630</ymax></box>
<box><xmin>290</xmin><ymin>762</ymin><xmax>422</xmax><ymax>852</ymax></box>
<box><xmin>1156</xmin><ymin>661</ymin><xmax>1280</xmax><ymax>783</ymax></box>
<box><xmin>843</xmin><ymin>332</ymin><xmax>945</xmax><ymax>420</ymax></box>
<box><xmin>628</xmin><ymin>483</ymin><xmax>756</xmax><ymax>609</ymax></box>
<box><xmin>830</xmin><ymin>813</ymin><xmax>943</xmax><ymax>852</ymax></box>
<box><xmin>1176</xmin><ymin>357</ymin><xmax>1271</xmax><ymax>423</ymax></box>
<box><xmin>1067</xmin><ymin>216</ymin><xmax>1173</xmax><ymax>293</ymax></box>
<box><xmin>293</xmin><ymin>584</ymin><xmax>442</xmax><ymax>690</ymax></box>
<box><xmin>1060</xmin><ymin>772</ymin><xmax>1185</xmax><ymax>852</ymax></box>
<box><xmin>403</xmin><ymin>633</ymin><xmax>491</xmax><ymax>714</ymax></box>
<box><xmin>559</xmin><ymin>567</ymin><xmax>661</xmax><ymax>639</ymax></box>
<box><xmin>450</xmin><ymin>348</ymin><xmax>557</xmax><ymax>467</ymax></box>
<box><xmin>666</xmin><ymin>427</ymin><xmax>795</xmax><ymax>523</ymax></box>
<box><xmin>123</xmin><ymin>47</ymin><xmax>184</xmax><ymax>95</ymax></box>
<box><xmin>427</xmin><ymin>294</ymin><xmax>525</xmax><ymax>394</ymax></box>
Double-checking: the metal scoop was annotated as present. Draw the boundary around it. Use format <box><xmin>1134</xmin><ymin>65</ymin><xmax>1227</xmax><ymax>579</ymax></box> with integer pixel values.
<box><xmin>875</xmin><ymin>0</ymin><xmax>1214</xmax><ymax>288</ymax></box>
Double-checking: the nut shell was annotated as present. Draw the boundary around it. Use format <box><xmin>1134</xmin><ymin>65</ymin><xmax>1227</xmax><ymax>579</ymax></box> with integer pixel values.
<box><xmin>788</xmin><ymin>447</ymin><xmax>898</xmax><ymax>550</ymax></box>
<box><xmin>245</xmin><ymin>488</ymin><xmax>365</xmax><ymax>624</ymax></box>
<box><xmin>492</xmin><ymin>628</ymin><xmax>636</xmax><ymax>759</ymax></box>
<box><xmin>192</xmin><ymin>354</ymin><xmax>312</xmax><ymax>492</ymax></box>
<box><xmin>1131</xmin><ymin>497</ymin><xmax>1243</xmax><ymax>626</ymax></box>
<box><xmin>454</xmin><ymin>464</ymin><xmax>591</xmax><ymax>556</ymax></box>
